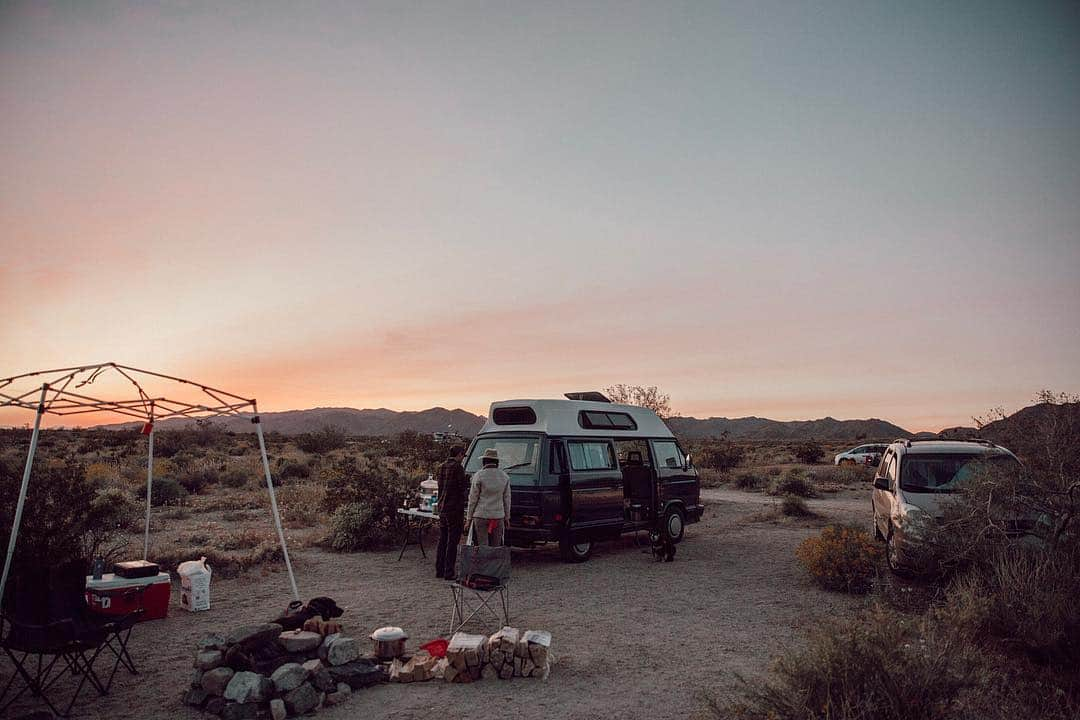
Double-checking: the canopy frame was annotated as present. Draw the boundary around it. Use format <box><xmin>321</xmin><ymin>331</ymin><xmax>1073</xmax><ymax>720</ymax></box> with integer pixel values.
<box><xmin>0</xmin><ymin>362</ymin><xmax>300</xmax><ymax>605</ymax></box>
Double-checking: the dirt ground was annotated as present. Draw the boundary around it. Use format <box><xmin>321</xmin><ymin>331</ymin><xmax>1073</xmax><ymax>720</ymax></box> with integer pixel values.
<box><xmin>4</xmin><ymin>487</ymin><xmax>870</xmax><ymax>720</ymax></box>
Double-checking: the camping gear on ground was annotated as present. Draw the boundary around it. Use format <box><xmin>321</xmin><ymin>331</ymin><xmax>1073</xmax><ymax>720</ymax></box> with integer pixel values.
<box><xmin>389</xmin><ymin>650</ymin><xmax>440</xmax><ymax>683</ymax></box>
<box><xmin>443</xmin><ymin>632</ymin><xmax>487</xmax><ymax>683</ymax></box>
<box><xmin>112</xmin><ymin>559</ymin><xmax>160</xmax><ymax>579</ymax></box>
<box><xmin>419</xmin><ymin>638</ymin><xmax>448</xmax><ymax>658</ymax></box>
<box><xmin>370</xmin><ymin>626</ymin><xmax>408</xmax><ymax>660</ymax></box>
<box><xmin>455</xmin><ymin>524</ymin><xmax>510</xmax><ymax>582</ymax></box>
<box><xmin>177</xmin><ymin>557</ymin><xmax>212</xmax><ymax>611</ymax></box>
<box><xmin>419</xmin><ymin>476</ymin><xmax>439</xmax><ymax>512</ymax></box>
<box><xmin>86</xmin><ymin>571</ymin><xmax>171</xmax><ymax>621</ymax></box>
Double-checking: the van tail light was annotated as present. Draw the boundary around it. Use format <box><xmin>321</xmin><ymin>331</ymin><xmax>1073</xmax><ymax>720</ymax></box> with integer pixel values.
<box><xmin>554</xmin><ymin>513</ymin><xmax>563</xmax><ymax>522</ymax></box>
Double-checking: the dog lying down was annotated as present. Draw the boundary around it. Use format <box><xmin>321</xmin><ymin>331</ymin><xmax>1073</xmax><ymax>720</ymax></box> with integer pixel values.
<box><xmin>271</xmin><ymin>596</ymin><xmax>344</xmax><ymax>633</ymax></box>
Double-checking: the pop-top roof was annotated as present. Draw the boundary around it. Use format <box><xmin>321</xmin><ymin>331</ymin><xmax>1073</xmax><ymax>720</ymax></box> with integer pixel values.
<box><xmin>477</xmin><ymin>399</ymin><xmax>674</xmax><ymax>438</ymax></box>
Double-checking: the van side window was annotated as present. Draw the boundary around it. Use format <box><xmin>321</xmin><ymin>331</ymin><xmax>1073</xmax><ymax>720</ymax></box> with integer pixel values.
<box><xmin>567</xmin><ymin>441</ymin><xmax>616</xmax><ymax>471</ymax></box>
<box><xmin>652</xmin><ymin>440</ymin><xmax>684</xmax><ymax>469</ymax></box>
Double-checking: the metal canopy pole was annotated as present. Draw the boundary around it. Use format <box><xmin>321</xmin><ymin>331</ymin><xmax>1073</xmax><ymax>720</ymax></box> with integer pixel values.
<box><xmin>253</xmin><ymin>410</ymin><xmax>300</xmax><ymax>601</ymax></box>
<box><xmin>143</xmin><ymin>402</ymin><xmax>155</xmax><ymax>560</ymax></box>
<box><xmin>0</xmin><ymin>384</ymin><xmax>49</xmax><ymax>606</ymax></box>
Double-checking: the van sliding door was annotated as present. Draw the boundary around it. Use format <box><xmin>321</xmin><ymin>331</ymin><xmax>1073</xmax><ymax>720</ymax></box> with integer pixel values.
<box><xmin>566</xmin><ymin>439</ymin><xmax>623</xmax><ymax>528</ymax></box>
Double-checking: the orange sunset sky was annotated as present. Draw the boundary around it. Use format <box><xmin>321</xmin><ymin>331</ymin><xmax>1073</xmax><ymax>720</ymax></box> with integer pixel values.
<box><xmin>2</xmin><ymin>2</ymin><xmax>1078</xmax><ymax>432</ymax></box>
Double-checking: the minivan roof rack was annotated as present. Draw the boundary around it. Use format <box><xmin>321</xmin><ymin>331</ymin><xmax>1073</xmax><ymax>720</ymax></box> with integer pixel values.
<box><xmin>896</xmin><ymin>437</ymin><xmax>998</xmax><ymax>449</ymax></box>
<box><xmin>564</xmin><ymin>392</ymin><xmax>611</xmax><ymax>403</ymax></box>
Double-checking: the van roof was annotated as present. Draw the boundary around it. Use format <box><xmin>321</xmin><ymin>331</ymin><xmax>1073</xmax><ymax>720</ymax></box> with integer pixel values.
<box><xmin>477</xmin><ymin>399</ymin><xmax>675</xmax><ymax>438</ymax></box>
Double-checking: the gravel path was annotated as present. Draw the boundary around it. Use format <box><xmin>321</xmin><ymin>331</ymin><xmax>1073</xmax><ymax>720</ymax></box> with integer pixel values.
<box><xmin>4</xmin><ymin>487</ymin><xmax>869</xmax><ymax>720</ymax></box>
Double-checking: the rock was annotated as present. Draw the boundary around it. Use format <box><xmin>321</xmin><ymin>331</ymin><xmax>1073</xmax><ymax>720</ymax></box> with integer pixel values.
<box><xmin>201</xmin><ymin>667</ymin><xmax>235</xmax><ymax>696</ymax></box>
<box><xmin>224</xmin><ymin>645</ymin><xmax>252</xmax><ymax>672</ymax></box>
<box><xmin>326</xmin><ymin>636</ymin><xmax>360</xmax><ymax>666</ymax></box>
<box><xmin>195</xmin><ymin>649</ymin><xmax>224</xmax><ymax>671</ymax></box>
<box><xmin>269</xmin><ymin>698</ymin><xmax>287</xmax><ymax>720</ymax></box>
<box><xmin>191</xmin><ymin>668</ymin><xmax>205</xmax><ymax>688</ymax></box>
<box><xmin>198</xmin><ymin>633</ymin><xmax>228</xmax><ymax>651</ymax></box>
<box><xmin>270</xmin><ymin>662</ymin><xmax>308</xmax><ymax>693</ymax></box>
<box><xmin>302</xmin><ymin>658</ymin><xmax>324</xmax><ymax>673</ymax></box>
<box><xmin>220</xmin><ymin>702</ymin><xmax>259</xmax><ymax>720</ymax></box>
<box><xmin>205</xmin><ymin>697</ymin><xmax>226</xmax><ymax>715</ymax></box>
<box><xmin>223</xmin><ymin>671</ymin><xmax>273</xmax><ymax>704</ymax></box>
<box><xmin>324</xmin><ymin>682</ymin><xmax>351</xmax><ymax>705</ymax></box>
<box><xmin>311</xmin><ymin>666</ymin><xmax>336</xmax><ymax>692</ymax></box>
<box><xmin>283</xmin><ymin>682</ymin><xmax>320</xmax><ymax>715</ymax></box>
<box><xmin>226</xmin><ymin>623</ymin><xmax>284</xmax><ymax>649</ymax></box>
<box><xmin>328</xmin><ymin>659</ymin><xmax>386</xmax><ymax>689</ymax></box>
<box><xmin>316</xmin><ymin>632</ymin><xmax>341</xmax><ymax>662</ymax></box>
<box><xmin>183</xmin><ymin>687</ymin><xmax>209</xmax><ymax>708</ymax></box>
<box><xmin>278</xmin><ymin>629</ymin><xmax>322</xmax><ymax>653</ymax></box>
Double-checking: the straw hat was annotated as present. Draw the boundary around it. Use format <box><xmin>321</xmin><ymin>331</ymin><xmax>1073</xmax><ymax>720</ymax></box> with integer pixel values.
<box><xmin>481</xmin><ymin>448</ymin><xmax>499</xmax><ymax>462</ymax></box>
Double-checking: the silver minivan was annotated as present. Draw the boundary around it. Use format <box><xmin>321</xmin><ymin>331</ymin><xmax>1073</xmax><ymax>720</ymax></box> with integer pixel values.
<box><xmin>871</xmin><ymin>439</ymin><xmax>1020</xmax><ymax>572</ymax></box>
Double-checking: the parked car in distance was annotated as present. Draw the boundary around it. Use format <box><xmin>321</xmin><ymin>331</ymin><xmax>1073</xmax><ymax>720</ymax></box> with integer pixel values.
<box><xmin>834</xmin><ymin>444</ymin><xmax>888</xmax><ymax>466</ymax></box>
<box><xmin>871</xmin><ymin>438</ymin><xmax>1021</xmax><ymax>572</ymax></box>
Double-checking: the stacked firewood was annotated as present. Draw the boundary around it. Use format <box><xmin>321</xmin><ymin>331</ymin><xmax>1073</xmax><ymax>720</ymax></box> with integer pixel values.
<box><xmin>485</xmin><ymin>627</ymin><xmax>552</xmax><ymax>680</ymax></box>
<box><xmin>443</xmin><ymin>633</ymin><xmax>487</xmax><ymax>683</ymax></box>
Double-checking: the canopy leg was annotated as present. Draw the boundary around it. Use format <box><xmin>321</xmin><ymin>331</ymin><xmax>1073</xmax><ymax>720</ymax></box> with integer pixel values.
<box><xmin>254</xmin><ymin>416</ymin><xmax>300</xmax><ymax>601</ymax></box>
<box><xmin>143</xmin><ymin>427</ymin><xmax>154</xmax><ymax>560</ymax></box>
<box><xmin>0</xmin><ymin>384</ymin><xmax>49</xmax><ymax>606</ymax></box>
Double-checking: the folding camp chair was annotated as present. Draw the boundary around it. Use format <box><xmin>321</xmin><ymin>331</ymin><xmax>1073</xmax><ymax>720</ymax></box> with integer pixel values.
<box><xmin>448</xmin><ymin>581</ymin><xmax>510</xmax><ymax>635</ymax></box>
<box><xmin>1</xmin><ymin>564</ymin><xmax>112</xmax><ymax>718</ymax></box>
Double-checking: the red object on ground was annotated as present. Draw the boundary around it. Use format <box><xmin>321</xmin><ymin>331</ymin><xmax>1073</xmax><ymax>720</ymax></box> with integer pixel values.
<box><xmin>419</xmin><ymin>639</ymin><xmax>448</xmax><ymax>658</ymax></box>
<box><xmin>86</xmin><ymin>572</ymin><xmax>171</xmax><ymax>621</ymax></box>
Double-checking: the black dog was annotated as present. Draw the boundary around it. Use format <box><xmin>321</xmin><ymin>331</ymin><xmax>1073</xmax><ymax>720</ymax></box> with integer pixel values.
<box><xmin>271</xmin><ymin>596</ymin><xmax>344</xmax><ymax>631</ymax></box>
<box><xmin>650</xmin><ymin>530</ymin><xmax>676</xmax><ymax>562</ymax></box>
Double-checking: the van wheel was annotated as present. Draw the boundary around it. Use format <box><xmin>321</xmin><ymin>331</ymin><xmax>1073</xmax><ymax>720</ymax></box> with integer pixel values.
<box><xmin>559</xmin><ymin>536</ymin><xmax>592</xmax><ymax>563</ymax></box>
<box><xmin>662</xmin><ymin>507</ymin><xmax>685</xmax><ymax>544</ymax></box>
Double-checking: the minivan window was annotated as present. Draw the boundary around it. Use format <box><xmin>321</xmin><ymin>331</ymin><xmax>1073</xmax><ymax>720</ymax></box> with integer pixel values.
<box><xmin>567</xmin><ymin>441</ymin><xmax>616</xmax><ymax>471</ymax></box>
<box><xmin>652</xmin><ymin>440</ymin><xmax>685</xmax><ymax>469</ymax></box>
<box><xmin>901</xmin><ymin>453</ymin><xmax>1018</xmax><ymax>494</ymax></box>
<box><xmin>491</xmin><ymin>406</ymin><xmax>537</xmax><ymax>425</ymax></box>
<box><xmin>578</xmin><ymin>411</ymin><xmax>637</xmax><ymax>431</ymax></box>
<box><xmin>466</xmin><ymin>436</ymin><xmax>540</xmax><ymax>486</ymax></box>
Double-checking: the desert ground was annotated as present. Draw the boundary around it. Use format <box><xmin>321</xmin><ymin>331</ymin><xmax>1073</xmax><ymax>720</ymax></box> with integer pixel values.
<box><xmin>4</xmin><ymin>482</ymin><xmax>871</xmax><ymax>720</ymax></box>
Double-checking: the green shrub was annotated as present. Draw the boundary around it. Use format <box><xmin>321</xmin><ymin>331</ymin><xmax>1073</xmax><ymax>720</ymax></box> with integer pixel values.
<box><xmin>137</xmin><ymin>477</ymin><xmax>188</xmax><ymax>506</ymax></box>
<box><xmin>698</xmin><ymin>443</ymin><xmax>745</xmax><ymax>471</ymax></box>
<box><xmin>322</xmin><ymin>457</ymin><xmax>413</xmax><ymax>550</ymax></box>
<box><xmin>327</xmin><ymin>503</ymin><xmax>382</xmax><ymax>552</ymax></box>
<box><xmin>178</xmin><ymin>467</ymin><xmax>218</xmax><ymax>494</ymax></box>
<box><xmin>793</xmin><ymin>441</ymin><xmax>825</xmax><ymax>464</ymax></box>
<box><xmin>279</xmin><ymin>461</ymin><xmax>311</xmax><ymax>480</ymax></box>
<box><xmin>768</xmin><ymin>470</ymin><xmax>816</xmax><ymax>497</ymax></box>
<box><xmin>220</xmin><ymin>468</ymin><xmax>250</xmax><ymax>488</ymax></box>
<box><xmin>796</xmin><ymin>524</ymin><xmax>882</xmax><ymax>593</ymax></box>
<box><xmin>296</xmin><ymin>425</ymin><xmax>347</xmax><ymax>454</ymax></box>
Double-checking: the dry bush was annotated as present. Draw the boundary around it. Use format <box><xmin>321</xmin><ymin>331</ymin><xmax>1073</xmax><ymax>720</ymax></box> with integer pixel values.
<box><xmin>733</xmin><ymin>471</ymin><xmax>766</xmax><ymax>491</ymax></box>
<box><xmin>796</xmin><ymin>525</ymin><xmax>882</xmax><ymax>593</ymax></box>
<box><xmin>792</xmin><ymin>441</ymin><xmax>825</xmax><ymax>464</ymax></box>
<box><xmin>152</xmin><ymin>542</ymin><xmax>283</xmax><ymax>579</ymax></box>
<box><xmin>220</xmin><ymin>467</ymin><xmax>250</xmax><ymax>488</ymax></box>
<box><xmin>296</xmin><ymin>425</ymin><xmax>348</xmax><ymax>454</ymax></box>
<box><xmin>217</xmin><ymin>527</ymin><xmax>269</xmax><ymax>551</ymax></box>
<box><xmin>276</xmin><ymin>482</ymin><xmax>326</xmax><ymax>528</ymax></box>
<box><xmin>767</xmin><ymin>470</ymin><xmax>816</xmax><ymax>498</ymax></box>
<box><xmin>697</xmin><ymin>442</ymin><xmax>745</xmax><ymax>472</ymax></box>
<box><xmin>136</xmin><ymin>477</ymin><xmax>188</xmax><ymax>506</ymax></box>
<box><xmin>698</xmin><ymin>468</ymin><xmax>726</xmax><ymax>488</ymax></box>
<box><xmin>780</xmin><ymin>495</ymin><xmax>814</xmax><ymax>517</ymax></box>
<box><xmin>810</xmin><ymin>464</ymin><xmax>870</xmax><ymax>485</ymax></box>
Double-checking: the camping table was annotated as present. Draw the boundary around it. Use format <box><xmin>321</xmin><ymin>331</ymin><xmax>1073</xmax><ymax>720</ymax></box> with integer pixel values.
<box><xmin>396</xmin><ymin>508</ymin><xmax>439</xmax><ymax>561</ymax></box>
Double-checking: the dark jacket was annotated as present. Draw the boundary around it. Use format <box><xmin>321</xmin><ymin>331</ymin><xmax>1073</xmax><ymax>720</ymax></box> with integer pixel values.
<box><xmin>435</xmin><ymin>458</ymin><xmax>469</xmax><ymax>523</ymax></box>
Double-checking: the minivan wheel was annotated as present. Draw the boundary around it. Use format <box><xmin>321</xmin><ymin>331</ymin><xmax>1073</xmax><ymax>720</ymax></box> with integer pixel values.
<box><xmin>662</xmin><ymin>507</ymin><xmax>685</xmax><ymax>544</ymax></box>
<box><xmin>559</xmin><ymin>535</ymin><xmax>592</xmax><ymax>563</ymax></box>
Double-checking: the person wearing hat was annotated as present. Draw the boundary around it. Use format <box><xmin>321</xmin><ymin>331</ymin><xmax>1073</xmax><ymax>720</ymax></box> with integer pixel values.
<box><xmin>465</xmin><ymin>447</ymin><xmax>511</xmax><ymax>546</ymax></box>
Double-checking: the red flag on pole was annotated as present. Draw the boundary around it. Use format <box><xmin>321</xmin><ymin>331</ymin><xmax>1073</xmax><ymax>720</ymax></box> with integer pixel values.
<box><xmin>141</xmin><ymin>421</ymin><xmax>154</xmax><ymax>435</ymax></box>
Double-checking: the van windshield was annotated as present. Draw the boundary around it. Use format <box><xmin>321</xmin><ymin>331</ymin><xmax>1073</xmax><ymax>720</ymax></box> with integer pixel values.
<box><xmin>466</xmin><ymin>436</ymin><xmax>541</xmax><ymax>486</ymax></box>
<box><xmin>901</xmin><ymin>453</ymin><xmax>1019</xmax><ymax>494</ymax></box>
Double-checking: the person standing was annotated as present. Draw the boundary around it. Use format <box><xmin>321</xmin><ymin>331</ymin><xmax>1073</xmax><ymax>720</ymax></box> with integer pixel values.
<box><xmin>434</xmin><ymin>445</ymin><xmax>468</xmax><ymax>580</ymax></box>
<box><xmin>466</xmin><ymin>448</ymin><xmax>511</xmax><ymax>546</ymax></box>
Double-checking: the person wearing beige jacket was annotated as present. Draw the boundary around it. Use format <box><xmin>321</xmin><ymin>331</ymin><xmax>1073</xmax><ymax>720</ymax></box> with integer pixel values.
<box><xmin>466</xmin><ymin>448</ymin><xmax>511</xmax><ymax>546</ymax></box>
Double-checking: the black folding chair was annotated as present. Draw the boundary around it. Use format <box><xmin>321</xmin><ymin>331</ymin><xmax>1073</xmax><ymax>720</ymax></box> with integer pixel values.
<box><xmin>1</xmin><ymin>564</ymin><xmax>108</xmax><ymax>717</ymax></box>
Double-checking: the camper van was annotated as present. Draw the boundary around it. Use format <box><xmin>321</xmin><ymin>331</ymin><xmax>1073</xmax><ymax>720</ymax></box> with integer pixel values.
<box><xmin>463</xmin><ymin>395</ymin><xmax>704</xmax><ymax>562</ymax></box>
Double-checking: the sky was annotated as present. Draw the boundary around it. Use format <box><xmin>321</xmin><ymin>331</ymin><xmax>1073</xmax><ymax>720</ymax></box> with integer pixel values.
<box><xmin>1</xmin><ymin>1</ymin><xmax>1078</xmax><ymax>432</ymax></box>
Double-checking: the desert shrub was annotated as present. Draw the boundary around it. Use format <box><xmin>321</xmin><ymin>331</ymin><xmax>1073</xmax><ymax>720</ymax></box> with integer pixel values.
<box><xmin>734</xmin><ymin>471</ymin><xmax>765</xmax><ymax>491</ymax></box>
<box><xmin>711</xmin><ymin>609</ymin><xmax>975</xmax><ymax>720</ymax></box>
<box><xmin>793</xmin><ymin>441</ymin><xmax>825</xmax><ymax>464</ymax></box>
<box><xmin>276</xmin><ymin>482</ymin><xmax>325</xmax><ymax>528</ymax></box>
<box><xmin>768</xmin><ymin>470</ymin><xmax>816</xmax><ymax>498</ymax></box>
<box><xmin>177</xmin><ymin>466</ymin><xmax>219</xmax><ymax>494</ymax></box>
<box><xmin>217</xmin><ymin>528</ymin><xmax>267</xmax><ymax>551</ymax></box>
<box><xmin>220</xmin><ymin>468</ymin><xmax>250</xmax><ymax>488</ymax></box>
<box><xmin>796</xmin><ymin>525</ymin><xmax>882</xmax><ymax>593</ymax></box>
<box><xmin>697</xmin><ymin>468</ymin><xmax>726</xmax><ymax>488</ymax></box>
<box><xmin>220</xmin><ymin>509</ymin><xmax>250</xmax><ymax>522</ymax></box>
<box><xmin>780</xmin><ymin>495</ymin><xmax>813</xmax><ymax>517</ymax></box>
<box><xmin>698</xmin><ymin>443</ymin><xmax>745</xmax><ymax>472</ymax></box>
<box><xmin>322</xmin><ymin>457</ymin><xmax>413</xmax><ymax>550</ymax></box>
<box><xmin>327</xmin><ymin>503</ymin><xmax>382</xmax><ymax>552</ymax></box>
<box><xmin>279</xmin><ymin>461</ymin><xmax>311</xmax><ymax>481</ymax></box>
<box><xmin>765</xmin><ymin>466</ymin><xmax>783</xmax><ymax>477</ymax></box>
<box><xmin>387</xmin><ymin>430</ymin><xmax>443</xmax><ymax>466</ymax></box>
<box><xmin>152</xmin><ymin>542</ymin><xmax>283</xmax><ymax>579</ymax></box>
<box><xmin>296</xmin><ymin>425</ymin><xmax>347</xmax><ymax>454</ymax></box>
<box><xmin>136</xmin><ymin>477</ymin><xmax>189</xmax><ymax>506</ymax></box>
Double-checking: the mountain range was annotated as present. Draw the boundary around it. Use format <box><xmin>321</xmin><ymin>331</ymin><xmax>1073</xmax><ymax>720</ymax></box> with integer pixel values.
<box><xmin>102</xmin><ymin>406</ymin><xmax>910</xmax><ymax>440</ymax></box>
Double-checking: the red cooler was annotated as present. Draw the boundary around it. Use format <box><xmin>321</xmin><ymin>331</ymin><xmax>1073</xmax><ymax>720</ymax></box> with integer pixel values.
<box><xmin>86</xmin><ymin>572</ymin><xmax>172</xmax><ymax>621</ymax></box>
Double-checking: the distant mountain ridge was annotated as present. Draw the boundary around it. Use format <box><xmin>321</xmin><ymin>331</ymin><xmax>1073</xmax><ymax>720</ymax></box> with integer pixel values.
<box><xmin>99</xmin><ymin>406</ymin><xmax>911</xmax><ymax>440</ymax></box>
<box><xmin>666</xmin><ymin>415</ymin><xmax>910</xmax><ymax>441</ymax></box>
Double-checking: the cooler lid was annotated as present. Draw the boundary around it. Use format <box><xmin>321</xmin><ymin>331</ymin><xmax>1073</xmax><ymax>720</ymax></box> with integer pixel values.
<box><xmin>86</xmin><ymin>572</ymin><xmax>171</xmax><ymax>589</ymax></box>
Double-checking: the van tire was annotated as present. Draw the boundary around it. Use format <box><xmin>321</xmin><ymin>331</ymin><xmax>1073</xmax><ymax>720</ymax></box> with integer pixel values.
<box><xmin>662</xmin><ymin>507</ymin><xmax>685</xmax><ymax>544</ymax></box>
<box><xmin>559</xmin><ymin>535</ymin><xmax>592</xmax><ymax>563</ymax></box>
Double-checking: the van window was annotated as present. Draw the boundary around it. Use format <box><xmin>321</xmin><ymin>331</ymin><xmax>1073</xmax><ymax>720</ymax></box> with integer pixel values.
<box><xmin>652</xmin><ymin>440</ymin><xmax>685</xmax><ymax>469</ymax></box>
<box><xmin>492</xmin><ymin>406</ymin><xmax>537</xmax><ymax>425</ymax></box>
<box><xmin>567</xmin><ymin>441</ymin><xmax>616</xmax><ymax>471</ymax></box>
<box><xmin>466</xmin><ymin>436</ymin><xmax>540</xmax><ymax>486</ymax></box>
<box><xmin>578</xmin><ymin>411</ymin><xmax>638</xmax><ymax>431</ymax></box>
